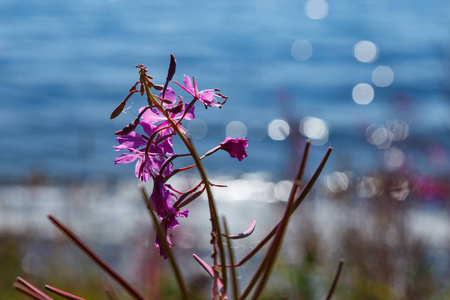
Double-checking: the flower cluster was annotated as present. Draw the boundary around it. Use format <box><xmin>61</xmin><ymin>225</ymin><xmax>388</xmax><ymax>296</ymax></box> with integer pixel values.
<box><xmin>111</xmin><ymin>56</ymin><xmax>248</xmax><ymax>258</ymax></box>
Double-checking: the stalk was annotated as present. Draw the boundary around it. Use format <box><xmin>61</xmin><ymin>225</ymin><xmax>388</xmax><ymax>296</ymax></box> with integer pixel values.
<box><xmin>141</xmin><ymin>77</ymin><xmax>227</xmax><ymax>298</ymax></box>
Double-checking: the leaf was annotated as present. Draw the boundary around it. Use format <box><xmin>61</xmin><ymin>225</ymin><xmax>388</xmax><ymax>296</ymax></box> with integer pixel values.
<box><xmin>223</xmin><ymin>220</ymin><xmax>256</xmax><ymax>239</ymax></box>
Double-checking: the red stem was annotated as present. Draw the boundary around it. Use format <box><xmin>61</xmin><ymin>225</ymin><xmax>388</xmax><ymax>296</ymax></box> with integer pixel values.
<box><xmin>47</xmin><ymin>215</ymin><xmax>147</xmax><ymax>300</ymax></box>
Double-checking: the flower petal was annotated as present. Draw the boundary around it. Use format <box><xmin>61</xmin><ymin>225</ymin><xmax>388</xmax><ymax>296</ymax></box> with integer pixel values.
<box><xmin>220</xmin><ymin>137</ymin><xmax>249</xmax><ymax>161</ymax></box>
<box><xmin>115</xmin><ymin>153</ymin><xmax>139</xmax><ymax>164</ymax></box>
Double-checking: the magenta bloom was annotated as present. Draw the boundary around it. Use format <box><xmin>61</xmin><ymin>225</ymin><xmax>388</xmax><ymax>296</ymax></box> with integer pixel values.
<box><xmin>149</xmin><ymin>175</ymin><xmax>189</xmax><ymax>259</ymax></box>
<box><xmin>220</xmin><ymin>137</ymin><xmax>248</xmax><ymax>161</ymax></box>
<box><xmin>173</xmin><ymin>75</ymin><xmax>227</xmax><ymax>108</ymax></box>
<box><xmin>114</xmin><ymin>122</ymin><xmax>174</xmax><ymax>182</ymax></box>
<box><xmin>141</xmin><ymin>87</ymin><xmax>195</xmax><ymax>135</ymax></box>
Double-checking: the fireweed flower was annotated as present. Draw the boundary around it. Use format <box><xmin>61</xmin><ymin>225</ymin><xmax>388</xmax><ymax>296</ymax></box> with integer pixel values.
<box><xmin>149</xmin><ymin>175</ymin><xmax>189</xmax><ymax>259</ymax></box>
<box><xmin>173</xmin><ymin>75</ymin><xmax>227</xmax><ymax>108</ymax></box>
<box><xmin>141</xmin><ymin>87</ymin><xmax>195</xmax><ymax>135</ymax></box>
<box><xmin>220</xmin><ymin>137</ymin><xmax>249</xmax><ymax>161</ymax></box>
<box><xmin>114</xmin><ymin>122</ymin><xmax>174</xmax><ymax>182</ymax></box>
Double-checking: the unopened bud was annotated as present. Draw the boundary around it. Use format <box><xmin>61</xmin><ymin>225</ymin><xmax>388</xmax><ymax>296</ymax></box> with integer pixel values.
<box><xmin>110</xmin><ymin>101</ymin><xmax>126</xmax><ymax>119</ymax></box>
<box><xmin>166</xmin><ymin>54</ymin><xmax>177</xmax><ymax>81</ymax></box>
<box><xmin>115</xmin><ymin>116</ymin><xmax>140</xmax><ymax>135</ymax></box>
<box><xmin>129</xmin><ymin>81</ymin><xmax>139</xmax><ymax>92</ymax></box>
<box><xmin>167</xmin><ymin>96</ymin><xmax>184</xmax><ymax>114</ymax></box>
<box><xmin>153</xmin><ymin>84</ymin><xmax>164</xmax><ymax>91</ymax></box>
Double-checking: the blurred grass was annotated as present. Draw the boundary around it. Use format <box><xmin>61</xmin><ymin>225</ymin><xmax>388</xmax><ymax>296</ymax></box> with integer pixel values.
<box><xmin>1</xmin><ymin>170</ymin><xmax>450</xmax><ymax>299</ymax></box>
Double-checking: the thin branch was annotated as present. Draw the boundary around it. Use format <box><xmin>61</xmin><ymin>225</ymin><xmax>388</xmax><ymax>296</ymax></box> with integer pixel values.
<box><xmin>326</xmin><ymin>259</ymin><xmax>344</xmax><ymax>300</ymax></box>
<box><xmin>15</xmin><ymin>277</ymin><xmax>53</xmax><ymax>300</ymax></box>
<box><xmin>234</xmin><ymin>141</ymin><xmax>311</xmax><ymax>267</ymax></box>
<box><xmin>45</xmin><ymin>285</ymin><xmax>86</xmax><ymax>300</ymax></box>
<box><xmin>240</xmin><ymin>146</ymin><xmax>332</xmax><ymax>299</ymax></box>
<box><xmin>139</xmin><ymin>186</ymin><xmax>189</xmax><ymax>300</ymax></box>
<box><xmin>223</xmin><ymin>216</ymin><xmax>240</xmax><ymax>300</ymax></box>
<box><xmin>14</xmin><ymin>283</ymin><xmax>43</xmax><ymax>300</ymax></box>
<box><xmin>47</xmin><ymin>215</ymin><xmax>147</xmax><ymax>300</ymax></box>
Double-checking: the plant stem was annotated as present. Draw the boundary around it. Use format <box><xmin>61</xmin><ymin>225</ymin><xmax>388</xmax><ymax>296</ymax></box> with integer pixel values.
<box><xmin>47</xmin><ymin>216</ymin><xmax>147</xmax><ymax>300</ymax></box>
<box><xmin>326</xmin><ymin>259</ymin><xmax>344</xmax><ymax>300</ymax></box>
<box><xmin>139</xmin><ymin>186</ymin><xmax>189</xmax><ymax>300</ymax></box>
<box><xmin>142</xmin><ymin>77</ymin><xmax>227</xmax><ymax>299</ymax></box>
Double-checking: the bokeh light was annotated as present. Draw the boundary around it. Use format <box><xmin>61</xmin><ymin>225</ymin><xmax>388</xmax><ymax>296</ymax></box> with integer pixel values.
<box><xmin>353</xmin><ymin>40</ymin><xmax>378</xmax><ymax>63</ymax></box>
<box><xmin>186</xmin><ymin>119</ymin><xmax>208</xmax><ymax>139</ymax></box>
<box><xmin>268</xmin><ymin>119</ymin><xmax>290</xmax><ymax>141</ymax></box>
<box><xmin>384</xmin><ymin>147</ymin><xmax>405</xmax><ymax>171</ymax></box>
<box><xmin>390</xmin><ymin>179</ymin><xmax>410</xmax><ymax>201</ymax></box>
<box><xmin>386</xmin><ymin>119</ymin><xmax>409</xmax><ymax>141</ymax></box>
<box><xmin>325</xmin><ymin>171</ymin><xmax>349</xmax><ymax>193</ymax></box>
<box><xmin>22</xmin><ymin>252</ymin><xmax>43</xmax><ymax>275</ymax></box>
<box><xmin>291</xmin><ymin>39</ymin><xmax>313</xmax><ymax>61</ymax></box>
<box><xmin>274</xmin><ymin>180</ymin><xmax>293</xmax><ymax>201</ymax></box>
<box><xmin>225</xmin><ymin>121</ymin><xmax>247</xmax><ymax>138</ymax></box>
<box><xmin>366</xmin><ymin>124</ymin><xmax>392</xmax><ymax>149</ymax></box>
<box><xmin>356</xmin><ymin>176</ymin><xmax>383</xmax><ymax>198</ymax></box>
<box><xmin>352</xmin><ymin>83</ymin><xmax>375</xmax><ymax>105</ymax></box>
<box><xmin>366</xmin><ymin>120</ymin><xmax>409</xmax><ymax>150</ymax></box>
<box><xmin>247</xmin><ymin>121</ymin><xmax>267</xmax><ymax>141</ymax></box>
<box><xmin>372</xmin><ymin>66</ymin><xmax>394</xmax><ymax>87</ymax></box>
<box><xmin>299</xmin><ymin>116</ymin><xmax>329</xmax><ymax>145</ymax></box>
<box><xmin>305</xmin><ymin>0</ymin><xmax>329</xmax><ymax>20</ymax></box>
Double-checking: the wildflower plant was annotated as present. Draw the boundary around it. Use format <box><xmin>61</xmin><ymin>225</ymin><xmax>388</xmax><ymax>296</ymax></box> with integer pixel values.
<box><xmin>14</xmin><ymin>55</ymin><xmax>342</xmax><ymax>299</ymax></box>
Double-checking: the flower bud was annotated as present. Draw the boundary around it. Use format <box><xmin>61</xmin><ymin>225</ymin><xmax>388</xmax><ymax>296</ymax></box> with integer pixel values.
<box><xmin>115</xmin><ymin>116</ymin><xmax>140</xmax><ymax>135</ymax></box>
<box><xmin>110</xmin><ymin>101</ymin><xmax>126</xmax><ymax>119</ymax></box>
<box><xmin>166</xmin><ymin>54</ymin><xmax>177</xmax><ymax>81</ymax></box>
<box><xmin>220</xmin><ymin>137</ymin><xmax>249</xmax><ymax>161</ymax></box>
<box><xmin>153</xmin><ymin>84</ymin><xmax>164</xmax><ymax>91</ymax></box>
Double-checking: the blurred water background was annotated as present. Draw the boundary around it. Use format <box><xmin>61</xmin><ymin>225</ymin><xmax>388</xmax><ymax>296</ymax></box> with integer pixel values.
<box><xmin>1</xmin><ymin>0</ymin><xmax>449</xmax><ymax>180</ymax></box>
<box><xmin>1</xmin><ymin>0</ymin><xmax>450</xmax><ymax>298</ymax></box>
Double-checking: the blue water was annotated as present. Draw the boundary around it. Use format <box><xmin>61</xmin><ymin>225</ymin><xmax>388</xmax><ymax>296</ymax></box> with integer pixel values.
<box><xmin>1</xmin><ymin>0</ymin><xmax>449</xmax><ymax>181</ymax></box>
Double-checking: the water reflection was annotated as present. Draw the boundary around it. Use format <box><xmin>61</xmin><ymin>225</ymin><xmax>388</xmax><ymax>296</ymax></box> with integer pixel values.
<box><xmin>187</xmin><ymin>119</ymin><xmax>208</xmax><ymax>140</ymax></box>
<box><xmin>366</xmin><ymin>120</ymin><xmax>409</xmax><ymax>150</ymax></box>
<box><xmin>324</xmin><ymin>171</ymin><xmax>349</xmax><ymax>193</ymax></box>
<box><xmin>247</xmin><ymin>121</ymin><xmax>267</xmax><ymax>141</ymax></box>
<box><xmin>299</xmin><ymin>116</ymin><xmax>329</xmax><ymax>145</ymax></box>
<box><xmin>291</xmin><ymin>39</ymin><xmax>313</xmax><ymax>61</ymax></box>
<box><xmin>384</xmin><ymin>147</ymin><xmax>405</xmax><ymax>171</ymax></box>
<box><xmin>225</xmin><ymin>121</ymin><xmax>247</xmax><ymax>138</ymax></box>
<box><xmin>390</xmin><ymin>178</ymin><xmax>409</xmax><ymax>201</ymax></box>
<box><xmin>386</xmin><ymin>119</ymin><xmax>409</xmax><ymax>141</ymax></box>
<box><xmin>354</xmin><ymin>40</ymin><xmax>378</xmax><ymax>63</ymax></box>
<box><xmin>372</xmin><ymin>66</ymin><xmax>394</xmax><ymax>87</ymax></box>
<box><xmin>268</xmin><ymin>119</ymin><xmax>290</xmax><ymax>141</ymax></box>
<box><xmin>274</xmin><ymin>180</ymin><xmax>293</xmax><ymax>201</ymax></box>
<box><xmin>305</xmin><ymin>0</ymin><xmax>329</xmax><ymax>20</ymax></box>
<box><xmin>366</xmin><ymin>123</ymin><xmax>393</xmax><ymax>149</ymax></box>
<box><xmin>357</xmin><ymin>176</ymin><xmax>383</xmax><ymax>198</ymax></box>
<box><xmin>352</xmin><ymin>83</ymin><xmax>375</xmax><ymax>104</ymax></box>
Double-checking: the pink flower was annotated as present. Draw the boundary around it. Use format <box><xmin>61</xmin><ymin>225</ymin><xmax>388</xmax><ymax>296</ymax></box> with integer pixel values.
<box><xmin>149</xmin><ymin>175</ymin><xmax>188</xmax><ymax>259</ymax></box>
<box><xmin>114</xmin><ymin>122</ymin><xmax>174</xmax><ymax>182</ymax></box>
<box><xmin>173</xmin><ymin>75</ymin><xmax>227</xmax><ymax>108</ymax></box>
<box><xmin>141</xmin><ymin>87</ymin><xmax>195</xmax><ymax>135</ymax></box>
<box><xmin>220</xmin><ymin>137</ymin><xmax>248</xmax><ymax>161</ymax></box>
